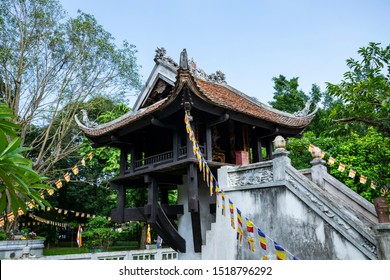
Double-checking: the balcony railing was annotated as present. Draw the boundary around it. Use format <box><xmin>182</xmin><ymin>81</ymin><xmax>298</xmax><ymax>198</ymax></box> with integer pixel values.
<box><xmin>133</xmin><ymin>146</ymin><xmax>205</xmax><ymax>171</ymax></box>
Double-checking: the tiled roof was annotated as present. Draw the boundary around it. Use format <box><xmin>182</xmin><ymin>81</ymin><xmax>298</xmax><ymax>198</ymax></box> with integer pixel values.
<box><xmin>75</xmin><ymin>98</ymin><xmax>168</xmax><ymax>137</ymax></box>
<box><xmin>193</xmin><ymin>78</ymin><xmax>316</xmax><ymax>128</ymax></box>
<box><xmin>76</xmin><ymin>69</ymin><xmax>316</xmax><ymax>138</ymax></box>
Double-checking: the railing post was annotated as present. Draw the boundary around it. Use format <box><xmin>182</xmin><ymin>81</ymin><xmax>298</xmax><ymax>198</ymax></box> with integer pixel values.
<box><xmin>309</xmin><ymin>147</ymin><xmax>327</xmax><ymax>189</ymax></box>
<box><xmin>272</xmin><ymin>136</ymin><xmax>290</xmax><ymax>181</ymax></box>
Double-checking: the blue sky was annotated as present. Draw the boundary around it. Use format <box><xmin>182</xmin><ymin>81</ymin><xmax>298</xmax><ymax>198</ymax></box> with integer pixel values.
<box><xmin>60</xmin><ymin>0</ymin><xmax>390</xmax><ymax>105</ymax></box>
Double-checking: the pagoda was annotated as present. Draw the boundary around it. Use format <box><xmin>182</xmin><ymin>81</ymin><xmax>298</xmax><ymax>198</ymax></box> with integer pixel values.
<box><xmin>76</xmin><ymin>48</ymin><xmax>316</xmax><ymax>254</ymax></box>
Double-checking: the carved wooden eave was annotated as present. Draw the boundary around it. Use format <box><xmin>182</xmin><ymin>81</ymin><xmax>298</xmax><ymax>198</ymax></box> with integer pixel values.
<box><xmin>75</xmin><ymin>48</ymin><xmax>318</xmax><ymax>145</ymax></box>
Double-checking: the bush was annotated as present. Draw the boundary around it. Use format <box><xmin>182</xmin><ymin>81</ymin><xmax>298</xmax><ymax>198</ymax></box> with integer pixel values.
<box><xmin>82</xmin><ymin>216</ymin><xmax>118</xmax><ymax>249</ymax></box>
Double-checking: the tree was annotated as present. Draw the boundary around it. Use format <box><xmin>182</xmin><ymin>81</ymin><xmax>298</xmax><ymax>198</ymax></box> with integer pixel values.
<box><xmin>0</xmin><ymin>102</ymin><xmax>51</xmax><ymax>232</ymax></box>
<box><xmin>326</xmin><ymin>42</ymin><xmax>390</xmax><ymax>136</ymax></box>
<box><xmin>269</xmin><ymin>75</ymin><xmax>310</xmax><ymax>113</ymax></box>
<box><xmin>0</xmin><ymin>0</ymin><xmax>141</xmax><ymax>176</ymax></box>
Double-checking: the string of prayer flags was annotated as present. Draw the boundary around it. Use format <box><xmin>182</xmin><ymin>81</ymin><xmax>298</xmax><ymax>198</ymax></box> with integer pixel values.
<box><xmin>246</xmin><ymin>218</ymin><xmax>255</xmax><ymax>252</ymax></box>
<box><xmin>308</xmin><ymin>144</ymin><xmax>387</xmax><ymax>196</ymax></box>
<box><xmin>0</xmin><ymin>218</ymin><xmax>4</xmax><ymax>227</ymax></box>
<box><xmin>308</xmin><ymin>144</ymin><xmax>315</xmax><ymax>152</ymax></box>
<box><xmin>47</xmin><ymin>189</ymin><xmax>54</xmax><ymax>196</ymax></box>
<box><xmin>81</xmin><ymin>158</ymin><xmax>86</xmax><ymax>166</ymax></box>
<box><xmin>228</xmin><ymin>199</ymin><xmax>235</xmax><ymax>229</ymax></box>
<box><xmin>72</xmin><ymin>165</ymin><xmax>79</xmax><ymax>175</ymax></box>
<box><xmin>257</xmin><ymin>228</ymin><xmax>267</xmax><ymax>250</ymax></box>
<box><xmin>88</xmin><ymin>152</ymin><xmax>93</xmax><ymax>160</ymax></box>
<box><xmin>274</xmin><ymin>242</ymin><xmax>286</xmax><ymax>260</ymax></box>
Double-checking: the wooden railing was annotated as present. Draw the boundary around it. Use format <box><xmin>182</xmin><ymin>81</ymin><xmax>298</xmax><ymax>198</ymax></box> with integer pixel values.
<box><xmin>133</xmin><ymin>146</ymin><xmax>205</xmax><ymax>171</ymax></box>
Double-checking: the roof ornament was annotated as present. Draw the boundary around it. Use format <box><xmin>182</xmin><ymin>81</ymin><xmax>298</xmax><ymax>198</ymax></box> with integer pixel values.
<box><xmin>155</xmin><ymin>47</ymin><xmax>226</xmax><ymax>84</ymax></box>
<box><xmin>293</xmin><ymin>100</ymin><xmax>312</xmax><ymax>117</ymax></box>
<box><xmin>154</xmin><ymin>47</ymin><xmax>178</xmax><ymax>67</ymax></box>
<box><xmin>80</xmin><ymin>109</ymin><xmax>99</xmax><ymax>128</ymax></box>
<box><xmin>179</xmin><ymin>48</ymin><xmax>189</xmax><ymax>70</ymax></box>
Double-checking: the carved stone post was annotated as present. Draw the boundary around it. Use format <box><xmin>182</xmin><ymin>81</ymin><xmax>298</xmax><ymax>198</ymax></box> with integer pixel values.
<box><xmin>373</xmin><ymin>223</ymin><xmax>390</xmax><ymax>259</ymax></box>
<box><xmin>310</xmin><ymin>147</ymin><xmax>327</xmax><ymax>189</ymax></box>
<box><xmin>272</xmin><ymin>136</ymin><xmax>290</xmax><ymax>181</ymax></box>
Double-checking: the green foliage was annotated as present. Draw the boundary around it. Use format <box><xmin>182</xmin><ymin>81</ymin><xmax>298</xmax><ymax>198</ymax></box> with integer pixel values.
<box><xmin>82</xmin><ymin>216</ymin><xmax>118</xmax><ymax>249</ymax></box>
<box><xmin>269</xmin><ymin>75</ymin><xmax>310</xmax><ymax>113</ymax></box>
<box><xmin>0</xmin><ymin>231</ymin><xmax>6</xmax><ymax>240</ymax></box>
<box><xmin>326</xmin><ymin>42</ymin><xmax>390</xmax><ymax>136</ymax></box>
<box><xmin>0</xmin><ymin>102</ymin><xmax>51</xmax><ymax>217</ymax></box>
<box><xmin>287</xmin><ymin>129</ymin><xmax>390</xmax><ymax>203</ymax></box>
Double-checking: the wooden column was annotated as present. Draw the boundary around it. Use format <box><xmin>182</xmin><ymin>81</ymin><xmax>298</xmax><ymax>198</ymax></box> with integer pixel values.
<box><xmin>206</xmin><ymin>126</ymin><xmax>212</xmax><ymax>160</ymax></box>
<box><xmin>145</xmin><ymin>175</ymin><xmax>158</xmax><ymax>223</ymax></box>
<box><xmin>187</xmin><ymin>163</ymin><xmax>202</xmax><ymax>252</ymax></box>
<box><xmin>119</xmin><ymin>148</ymin><xmax>128</xmax><ymax>175</ymax></box>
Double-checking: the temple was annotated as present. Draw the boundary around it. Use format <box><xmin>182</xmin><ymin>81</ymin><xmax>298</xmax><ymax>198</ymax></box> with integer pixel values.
<box><xmin>75</xmin><ymin>48</ymin><xmax>317</xmax><ymax>254</ymax></box>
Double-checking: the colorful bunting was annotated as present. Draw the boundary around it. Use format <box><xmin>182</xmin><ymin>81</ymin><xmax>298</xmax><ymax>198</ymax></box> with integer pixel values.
<box><xmin>47</xmin><ymin>189</ymin><xmax>54</xmax><ymax>196</ymax></box>
<box><xmin>7</xmin><ymin>212</ymin><xmax>15</xmax><ymax>222</ymax></box>
<box><xmin>146</xmin><ymin>224</ymin><xmax>151</xmax><ymax>244</ymax></box>
<box><xmin>88</xmin><ymin>152</ymin><xmax>93</xmax><ymax>160</ymax></box>
<box><xmin>371</xmin><ymin>181</ymin><xmax>376</xmax><ymax>189</ymax></box>
<box><xmin>236</xmin><ymin>208</ymin><xmax>243</xmax><ymax>243</ymax></box>
<box><xmin>81</xmin><ymin>158</ymin><xmax>86</xmax><ymax>166</ymax></box>
<box><xmin>348</xmin><ymin>169</ymin><xmax>356</xmax><ymax>178</ymax></box>
<box><xmin>328</xmin><ymin>157</ymin><xmax>335</xmax><ymax>166</ymax></box>
<box><xmin>228</xmin><ymin>199</ymin><xmax>235</xmax><ymax>229</ymax></box>
<box><xmin>77</xmin><ymin>226</ymin><xmax>83</xmax><ymax>247</ymax></box>
<box><xmin>17</xmin><ymin>208</ymin><xmax>24</xmax><ymax>216</ymax></box>
<box><xmin>360</xmin><ymin>175</ymin><xmax>367</xmax><ymax>184</ymax></box>
<box><xmin>308</xmin><ymin>144</ymin><xmax>315</xmax><ymax>152</ymax></box>
<box><xmin>338</xmin><ymin>163</ymin><xmax>345</xmax><ymax>172</ymax></box>
<box><xmin>72</xmin><ymin>165</ymin><xmax>79</xmax><ymax>175</ymax></box>
<box><xmin>0</xmin><ymin>218</ymin><xmax>5</xmax><ymax>227</ymax></box>
<box><xmin>246</xmin><ymin>218</ymin><xmax>255</xmax><ymax>252</ymax></box>
<box><xmin>274</xmin><ymin>242</ymin><xmax>286</xmax><ymax>260</ymax></box>
<box><xmin>55</xmin><ymin>179</ymin><xmax>63</xmax><ymax>189</ymax></box>
<box><xmin>257</xmin><ymin>228</ymin><xmax>267</xmax><ymax>250</ymax></box>
<box><xmin>221</xmin><ymin>192</ymin><xmax>226</xmax><ymax>216</ymax></box>
<box><xmin>64</xmin><ymin>173</ymin><xmax>70</xmax><ymax>182</ymax></box>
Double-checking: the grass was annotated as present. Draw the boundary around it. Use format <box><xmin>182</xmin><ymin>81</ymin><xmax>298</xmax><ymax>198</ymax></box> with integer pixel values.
<box><xmin>43</xmin><ymin>240</ymin><xmax>139</xmax><ymax>256</ymax></box>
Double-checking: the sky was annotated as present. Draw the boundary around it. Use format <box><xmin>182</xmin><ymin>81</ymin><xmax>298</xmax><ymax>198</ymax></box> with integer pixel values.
<box><xmin>60</xmin><ymin>0</ymin><xmax>390</xmax><ymax>106</ymax></box>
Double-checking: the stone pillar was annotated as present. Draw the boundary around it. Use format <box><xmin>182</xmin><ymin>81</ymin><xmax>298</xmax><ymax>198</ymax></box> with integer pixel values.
<box><xmin>373</xmin><ymin>223</ymin><xmax>390</xmax><ymax>259</ymax></box>
<box><xmin>310</xmin><ymin>147</ymin><xmax>327</xmax><ymax>189</ymax></box>
<box><xmin>272</xmin><ymin>136</ymin><xmax>290</xmax><ymax>181</ymax></box>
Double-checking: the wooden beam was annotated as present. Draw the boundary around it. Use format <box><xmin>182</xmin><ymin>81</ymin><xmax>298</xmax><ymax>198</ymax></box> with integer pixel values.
<box><xmin>154</xmin><ymin>204</ymin><xmax>186</xmax><ymax>253</ymax></box>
